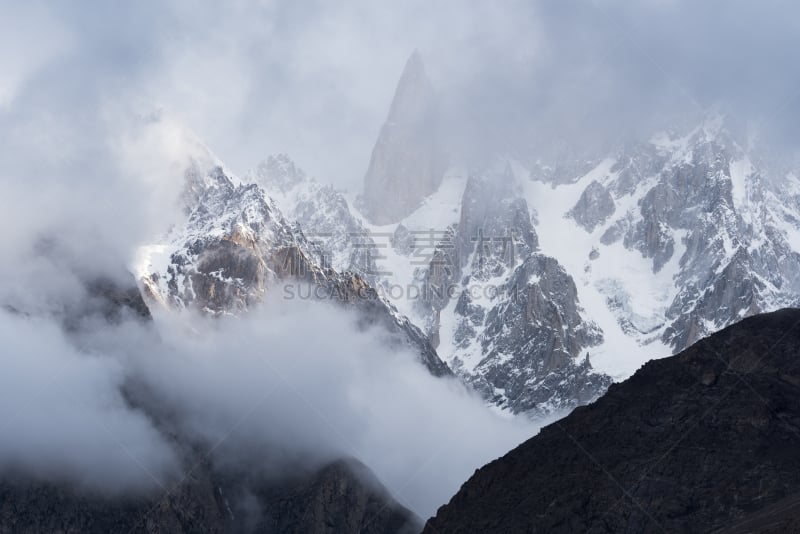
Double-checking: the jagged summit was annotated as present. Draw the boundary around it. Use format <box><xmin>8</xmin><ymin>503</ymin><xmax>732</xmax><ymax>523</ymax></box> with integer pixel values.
<box><xmin>253</xmin><ymin>108</ymin><xmax>800</xmax><ymax>417</ymax></box>
<box><xmin>386</xmin><ymin>50</ymin><xmax>433</xmax><ymax>122</ymax></box>
<box><xmin>247</xmin><ymin>153</ymin><xmax>307</xmax><ymax>194</ymax></box>
<box><xmin>412</xmin><ymin>162</ymin><xmax>609</xmax><ymax>414</ymax></box>
<box><xmin>361</xmin><ymin>51</ymin><xmax>447</xmax><ymax>225</ymax></box>
<box><xmin>137</xmin><ymin>145</ymin><xmax>451</xmax><ymax>377</ymax></box>
<box><xmin>248</xmin><ymin>154</ymin><xmax>381</xmax><ymax>278</ymax></box>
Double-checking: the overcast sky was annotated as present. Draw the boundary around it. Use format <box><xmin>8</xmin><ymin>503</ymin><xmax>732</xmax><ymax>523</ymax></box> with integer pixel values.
<box><xmin>3</xmin><ymin>1</ymin><xmax>800</xmax><ymax>194</ymax></box>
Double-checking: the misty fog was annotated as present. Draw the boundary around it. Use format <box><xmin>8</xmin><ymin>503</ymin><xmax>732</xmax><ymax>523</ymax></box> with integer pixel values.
<box><xmin>2</xmin><ymin>0</ymin><xmax>800</xmax><ymax>524</ymax></box>
<box><xmin>4</xmin><ymin>2</ymin><xmax>800</xmax><ymax>194</ymax></box>
<box><xmin>0</xmin><ymin>292</ymin><xmax>540</xmax><ymax>517</ymax></box>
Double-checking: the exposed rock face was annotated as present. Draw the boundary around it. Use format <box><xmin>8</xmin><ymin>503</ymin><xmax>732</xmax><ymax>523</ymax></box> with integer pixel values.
<box><xmin>424</xmin><ymin>308</ymin><xmax>800</xmax><ymax>533</ymax></box>
<box><xmin>361</xmin><ymin>52</ymin><xmax>446</xmax><ymax>224</ymax></box>
<box><xmin>259</xmin><ymin>155</ymin><xmax>613</xmax><ymax>415</ymax></box>
<box><xmin>249</xmin><ymin>154</ymin><xmax>379</xmax><ymax>281</ymax></box>
<box><xmin>0</xmin><ymin>459</ymin><xmax>420</xmax><ymax>534</ymax></box>
<box><xmin>527</xmin><ymin>143</ymin><xmax>606</xmax><ymax>187</ymax></box>
<box><xmin>568</xmin><ymin>180</ymin><xmax>615</xmax><ymax>232</ymax></box>
<box><xmin>0</xmin><ymin>466</ymin><xmax>226</xmax><ymax>534</ymax></box>
<box><xmin>456</xmin><ymin>166</ymin><xmax>539</xmax><ymax>267</ymax></box>
<box><xmin>509</xmin><ymin>116</ymin><xmax>800</xmax><ymax>401</ymax></box>
<box><xmin>391</xmin><ymin>224</ymin><xmax>415</xmax><ymax>256</ymax></box>
<box><xmin>274</xmin><ymin>159</ymin><xmax>614</xmax><ymax>416</ymax></box>
<box><xmin>139</xmin><ymin>152</ymin><xmax>451</xmax><ymax>377</ymax></box>
<box><xmin>718</xmin><ymin>493</ymin><xmax>800</xmax><ymax>534</ymax></box>
<box><xmin>413</xmin><ymin>166</ymin><xmax>610</xmax><ymax>414</ymax></box>
<box><xmin>245</xmin><ymin>111</ymin><xmax>800</xmax><ymax>419</ymax></box>
<box><xmin>471</xmin><ymin>255</ymin><xmax>608</xmax><ymax>413</ymax></box>
<box><xmin>583</xmin><ymin>120</ymin><xmax>800</xmax><ymax>350</ymax></box>
<box><xmin>142</xmin><ymin>163</ymin><xmax>296</xmax><ymax>314</ymax></box>
<box><xmin>248</xmin><ymin>153</ymin><xmax>307</xmax><ymax>195</ymax></box>
<box><xmin>85</xmin><ymin>277</ymin><xmax>152</xmax><ymax>322</ymax></box>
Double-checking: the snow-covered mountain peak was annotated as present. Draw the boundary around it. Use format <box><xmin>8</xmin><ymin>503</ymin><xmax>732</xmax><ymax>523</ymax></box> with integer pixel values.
<box><xmin>144</xmin><ymin>110</ymin><xmax>234</xmax><ymax>179</ymax></box>
<box><xmin>529</xmin><ymin>115</ymin><xmax>800</xmax><ymax>359</ymax></box>
<box><xmin>134</xmin><ymin>95</ymin><xmax>800</xmax><ymax>418</ymax></box>
<box><xmin>237</xmin><ymin>104</ymin><xmax>800</xmax><ymax>416</ymax></box>
<box><xmin>246</xmin><ymin>155</ymin><xmax>380</xmax><ymax>278</ymax></box>
<box><xmin>247</xmin><ymin>153</ymin><xmax>308</xmax><ymax>194</ymax></box>
<box><xmin>135</xmin><ymin>141</ymin><xmax>452</xmax><ymax>376</ymax></box>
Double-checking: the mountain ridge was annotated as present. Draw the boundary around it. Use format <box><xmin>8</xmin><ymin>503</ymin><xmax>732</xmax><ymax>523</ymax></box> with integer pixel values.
<box><xmin>423</xmin><ymin>307</ymin><xmax>800</xmax><ymax>533</ymax></box>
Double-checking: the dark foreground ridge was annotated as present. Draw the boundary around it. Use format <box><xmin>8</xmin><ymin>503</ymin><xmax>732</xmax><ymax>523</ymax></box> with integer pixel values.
<box><xmin>0</xmin><ymin>458</ymin><xmax>421</xmax><ymax>534</ymax></box>
<box><xmin>424</xmin><ymin>308</ymin><xmax>800</xmax><ymax>533</ymax></box>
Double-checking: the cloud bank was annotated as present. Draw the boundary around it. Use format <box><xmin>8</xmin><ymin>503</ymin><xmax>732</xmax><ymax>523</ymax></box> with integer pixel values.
<box><xmin>0</xmin><ymin>295</ymin><xmax>540</xmax><ymax>517</ymax></box>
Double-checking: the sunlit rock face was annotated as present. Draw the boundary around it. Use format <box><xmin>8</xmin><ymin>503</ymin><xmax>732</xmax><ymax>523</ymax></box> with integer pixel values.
<box><xmin>248</xmin><ymin>154</ymin><xmax>380</xmax><ymax>283</ymax></box>
<box><xmin>361</xmin><ymin>51</ymin><xmax>447</xmax><ymax>225</ymax></box>
<box><xmin>137</xmin><ymin>138</ymin><xmax>451</xmax><ymax>378</ymax></box>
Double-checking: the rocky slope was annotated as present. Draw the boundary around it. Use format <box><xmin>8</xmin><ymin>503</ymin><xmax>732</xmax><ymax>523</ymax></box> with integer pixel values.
<box><xmin>412</xmin><ymin>165</ymin><xmax>611</xmax><ymax>413</ymax></box>
<box><xmin>576</xmin><ymin>119</ymin><xmax>800</xmax><ymax>352</ymax></box>
<box><xmin>353</xmin><ymin>69</ymin><xmax>800</xmax><ymax>416</ymax></box>
<box><xmin>254</xmin><ymin>152</ymin><xmax>613</xmax><ymax>415</ymax></box>
<box><xmin>525</xmin><ymin>117</ymin><xmax>800</xmax><ymax>367</ymax></box>
<box><xmin>424</xmin><ymin>308</ymin><xmax>800</xmax><ymax>533</ymax></box>
<box><xmin>236</xmin><ymin>60</ymin><xmax>800</xmax><ymax>419</ymax></box>
<box><xmin>247</xmin><ymin>154</ymin><xmax>379</xmax><ymax>282</ymax></box>
<box><xmin>136</xmin><ymin>134</ymin><xmax>450</xmax><ymax>377</ymax></box>
<box><xmin>0</xmin><ymin>458</ymin><xmax>420</xmax><ymax>534</ymax></box>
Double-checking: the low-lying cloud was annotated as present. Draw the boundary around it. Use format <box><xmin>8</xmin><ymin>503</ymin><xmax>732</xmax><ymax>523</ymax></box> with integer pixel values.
<box><xmin>0</xmin><ymin>292</ymin><xmax>542</xmax><ymax>517</ymax></box>
<box><xmin>0</xmin><ymin>309</ymin><xmax>179</xmax><ymax>494</ymax></box>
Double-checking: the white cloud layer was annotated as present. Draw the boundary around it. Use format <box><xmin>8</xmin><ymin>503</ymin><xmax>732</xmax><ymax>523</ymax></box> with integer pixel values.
<box><xmin>5</xmin><ymin>1</ymin><xmax>800</xmax><ymax>193</ymax></box>
<box><xmin>0</xmin><ymin>297</ymin><xmax>541</xmax><ymax>517</ymax></box>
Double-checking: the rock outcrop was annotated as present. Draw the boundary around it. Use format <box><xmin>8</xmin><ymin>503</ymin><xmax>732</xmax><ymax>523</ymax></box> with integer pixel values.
<box><xmin>0</xmin><ymin>459</ymin><xmax>420</xmax><ymax>534</ymax></box>
<box><xmin>568</xmin><ymin>180</ymin><xmax>615</xmax><ymax>232</ymax></box>
<box><xmin>139</xmin><ymin>151</ymin><xmax>451</xmax><ymax>377</ymax></box>
<box><xmin>413</xmin><ymin>165</ymin><xmax>610</xmax><ymax>414</ymax></box>
<box><xmin>361</xmin><ymin>51</ymin><xmax>446</xmax><ymax>224</ymax></box>
<box><xmin>424</xmin><ymin>308</ymin><xmax>800</xmax><ymax>533</ymax></box>
<box><xmin>583</xmin><ymin>120</ymin><xmax>800</xmax><ymax>350</ymax></box>
<box><xmin>249</xmin><ymin>154</ymin><xmax>379</xmax><ymax>281</ymax></box>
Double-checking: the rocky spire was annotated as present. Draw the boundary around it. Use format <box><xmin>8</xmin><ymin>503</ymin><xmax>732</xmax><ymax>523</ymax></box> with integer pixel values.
<box><xmin>361</xmin><ymin>51</ymin><xmax>446</xmax><ymax>224</ymax></box>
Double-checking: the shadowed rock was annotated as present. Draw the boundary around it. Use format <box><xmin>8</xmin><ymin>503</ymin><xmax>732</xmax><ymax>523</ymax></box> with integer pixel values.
<box><xmin>568</xmin><ymin>180</ymin><xmax>615</xmax><ymax>232</ymax></box>
<box><xmin>424</xmin><ymin>308</ymin><xmax>800</xmax><ymax>533</ymax></box>
<box><xmin>0</xmin><ymin>459</ymin><xmax>420</xmax><ymax>534</ymax></box>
